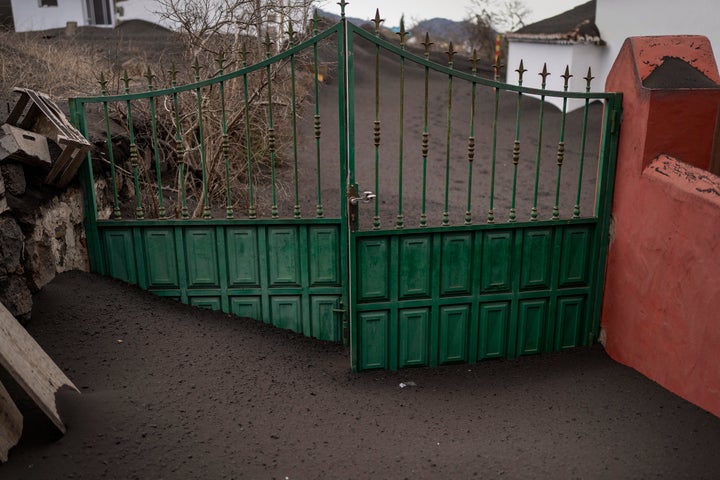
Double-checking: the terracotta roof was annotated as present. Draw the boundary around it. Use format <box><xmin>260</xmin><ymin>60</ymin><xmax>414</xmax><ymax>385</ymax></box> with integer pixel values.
<box><xmin>506</xmin><ymin>0</ymin><xmax>603</xmax><ymax>45</ymax></box>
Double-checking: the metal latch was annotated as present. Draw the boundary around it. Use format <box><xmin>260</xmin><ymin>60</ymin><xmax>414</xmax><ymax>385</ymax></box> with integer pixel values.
<box><xmin>349</xmin><ymin>190</ymin><xmax>376</xmax><ymax>205</ymax></box>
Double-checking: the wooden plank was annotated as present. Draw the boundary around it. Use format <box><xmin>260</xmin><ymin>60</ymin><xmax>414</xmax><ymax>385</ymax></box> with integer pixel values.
<box><xmin>0</xmin><ymin>379</ymin><xmax>22</xmax><ymax>463</ymax></box>
<box><xmin>0</xmin><ymin>302</ymin><xmax>78</xmax><ymax>434</ymax></box>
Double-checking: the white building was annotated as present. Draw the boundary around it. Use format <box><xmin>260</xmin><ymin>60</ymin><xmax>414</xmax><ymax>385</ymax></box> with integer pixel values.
<box><xmin>3</xmin><ymin>0</ymin><xmax>166</xmax><ymax>33</ymax></box>
<box><xmin>506</xmin><ymin>0</ymin><xmax>720</xmax><ymax>110</ymax></box>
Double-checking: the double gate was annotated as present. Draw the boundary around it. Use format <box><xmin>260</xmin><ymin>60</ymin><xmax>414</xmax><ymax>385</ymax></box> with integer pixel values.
<box><xmin>72</xmin><ymin>5</ymin><xmax>621</xmax><ymax>371</ymax></box>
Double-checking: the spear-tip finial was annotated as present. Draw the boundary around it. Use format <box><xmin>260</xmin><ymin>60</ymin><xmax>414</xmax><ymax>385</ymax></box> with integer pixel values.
<box><xmin>122</xmin><ymin>70</ymin><xmax>131</xmax><ymax>92</ymax></box>
<box><xmin>397</xmin><ymin>16</ymin><xmax>408</xmax><ymax>47</ymax></box>
<box><xmin>471</xmin><ymin>49</ymin><xmax>478</xmax><ymax>74</ymax></box>
<box><xmin>421</xmin><ymin>32</ymin><xmax>433</xmax><ymax>58</ymax></box>
<box><xmin>372</xmin><ymin>9</ymin><xmax>384</xmax><ymax>34</ymax></box>
<box><xmin>515</xmin><ymin>59</ymin><xmax>528</xmax><ymax>84</ymax></box>
<box><xmin>98</xmin><ymin>72</ymin><xmax>107</xmax><ymax>93</ymax></box>
<box><xmin>561</xmin><ymin>65</ymin><xmax>573</xmax><ymax>90</ymax></box>
<box><xmin>144</xmin><ymin>66</ymin><xmax>156</xmax><ymax>89</ymax></box>
<box><xmin>192</xmin><ymin>56</ymin><xmax>202</xmax><ymax>81</ymax></box>
<box><xmin>264</xmin><ymin>31</ymin><xmax>273</xmax><ymax>56</ymax></box>
<box><xmin>169</xmin><ymin>63</ymin><xmax>178</xmax><ymax>85</ymax></box>
<box><xmin>492</xmin><ymin>55</ymin><xmax>504</xmax><ymax>80</ymax></box>
<box><xmin>216</xmin><ymin>51</ymin><xmax>226</xmax><ymax>73</ymax></box>
<box><xmin>539</xmin><ymin>63</ymin><xmax>550</xmax><ymax>87</ymax></box>
<box><xmin>286</xmin><ymin>22</ymin><xmax>295</xmax><ymax>46</ymax></box>
<box><xmin>338</xmin><ymin>0</ymin><xmax>348</xmax><ymax>17</ymax></box>
<box><xmin>584</xmin><ymin>67</ymin><xmax>595</xmax><ymax>91</ymax></box>
<box><xmin>446</xmin><ymin>41</ymin><xmax>456</xmax><ymax>66</ymax></box>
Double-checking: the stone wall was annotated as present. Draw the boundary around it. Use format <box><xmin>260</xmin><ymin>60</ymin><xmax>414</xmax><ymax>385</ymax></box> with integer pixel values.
<box><xmin>0</xmin><ymin>162</ymin><xmax>89</xmax><ymax>322</ymax></box>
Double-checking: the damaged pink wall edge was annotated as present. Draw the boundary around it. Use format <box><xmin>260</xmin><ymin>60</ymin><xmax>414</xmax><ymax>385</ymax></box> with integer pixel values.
<box><xmin>603</xmin><ymin>35</ymin><xmax>720</xmax><ymax>417</ymax></box>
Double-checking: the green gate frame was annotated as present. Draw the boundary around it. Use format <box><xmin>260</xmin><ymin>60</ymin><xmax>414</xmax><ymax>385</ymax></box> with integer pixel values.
<box><xmin>70</xmin><ymin>5</ymin><xmax>621</xmax><ymax>371</ymax></box>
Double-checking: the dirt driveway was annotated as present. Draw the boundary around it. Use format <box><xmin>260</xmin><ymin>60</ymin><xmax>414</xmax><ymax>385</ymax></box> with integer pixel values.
<box><xmin>1</xmin><ymin>271</ymin><xmax>719</xmax><ymax>479</ymax></box>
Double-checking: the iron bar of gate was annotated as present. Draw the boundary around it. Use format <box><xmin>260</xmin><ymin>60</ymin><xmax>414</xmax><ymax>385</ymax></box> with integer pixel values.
<box><xmin>99</xmin><ymin>73</ymin><xmax>121</xmax><ymax>219</ymax></box>
<box><xmin>312</xmin><ymin>11</ymin><xmax>324</xmax><ymax>218</ymax></box>
<box><xmin>192</xmin><ymin>58</ymin><xmax>212</xmax><ymax>219</ymax></box>
<box><xmin>553</xmin><ymin>66</ymin><xmax>572</xmax><ymax>220</ymax></box>
<box><xmin>396</xmin><ymin>19</ymin><xmax>407</xmax><ymax>229</ymax></box>
<box><xmin>288</xmin><ymin>23</ymin><xmax>301</xmax><ymax>218</ymax></box>
<box><xmin>241</xmin><ymin>46</ymin><xmax>257</xmax><ymax>219</ymax></box>
<box><xmin>372</xmin><ymin>10</ymin><xmax>382</xmax><ymax>230</ymax></box>
<box><xmin>442</xmin><ymin>43</ymin><xmax>456</xmax><ymax>227</ymax></box>
<box><xmin>145</xmin><ymin>67</ymin><xmax>167</xmax><ymax>219</ymax></box>
<box><xmin>509</xmin><ymin>60</ymin><xmax>527</xmax><ymax>223</ymax></box>
<box><xmin>170</xmin><ymin>65</ymin><xmax>189</xmax><ymax>219</ymax></box>
<box><xmin>574</xmin><ymin>68</ymin><xmax>594</xmax><ymax>218</ymax></box>
<box><xmin>465</xmin><ymin>50</ymin><xmax>478</xmax><ymax>226</ymax></box>
<box><xmin>420</xmin><ymin>33</ymin><xmax>432</xmax><ymax>228</ymax></box>
<box><xmin>122</xmin><ymin>71</ymin><xmax>144</xmax><ymax>220</ymax></box>
<box><xmin>531</xmin><ymin>63</ymin><xmax>550</xmax><ymax>221</ymax></box>
<box><xmin>487</xmin><ymin>57</ymin><xmax>501</xmax><ymax>224</ymax></box>
<box><xmin>216</xmin><ymin>53</ymin><xmax>234</xmax><ymax>219</ymax></box>
<box><xmin>264</xmin><ymin>33</ymin><xmax>279</xmax><ymax>219</ymax></box>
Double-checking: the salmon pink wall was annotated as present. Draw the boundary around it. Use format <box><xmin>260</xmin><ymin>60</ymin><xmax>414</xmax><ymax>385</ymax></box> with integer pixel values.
<box><xmin>603</xmin><ymin>36</ymin><xmax>720</xmax><ymax>418</ymax></box>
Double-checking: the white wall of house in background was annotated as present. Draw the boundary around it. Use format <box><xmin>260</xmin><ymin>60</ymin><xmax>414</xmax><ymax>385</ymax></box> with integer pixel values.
<box><xmin>506</xmin><ymin>41</ymin><xmax>606</xmax><ymax>112</ymax></box>
<box><xmin>10</xmin><ymin>0</ymin><xmax>115</xmax><ymax>32</ymax></box>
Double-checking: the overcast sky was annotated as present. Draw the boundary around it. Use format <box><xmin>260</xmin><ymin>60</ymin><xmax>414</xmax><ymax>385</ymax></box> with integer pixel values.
<box><xmin>319</xmin><ymin>0</ymin><xmax>588</xmax><ymax>29</ymax></box>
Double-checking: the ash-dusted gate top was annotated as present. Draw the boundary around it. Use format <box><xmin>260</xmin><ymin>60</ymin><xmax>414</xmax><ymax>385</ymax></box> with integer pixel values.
<box><xmin>71</xmin><ymin>5</ymin><xmax>621</xmax><ymax>371</ymax></box>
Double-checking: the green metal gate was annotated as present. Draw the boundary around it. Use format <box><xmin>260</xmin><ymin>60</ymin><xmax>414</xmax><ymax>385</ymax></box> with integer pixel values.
<box><xmin>71</xmin><ymin>4</ymin><xmax>621</xmax><ymax>371</ymax></box>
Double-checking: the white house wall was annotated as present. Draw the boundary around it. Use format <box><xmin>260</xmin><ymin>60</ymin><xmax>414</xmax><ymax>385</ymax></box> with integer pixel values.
<box><xmin>10</xmin><ymin>0</ymin><xmax>88</xmax><ymax>32</ymax></box>
<box><xmin>506</xmin><ymin>42</ymin><xmax>604</xmax><ymax>111</ymax></box>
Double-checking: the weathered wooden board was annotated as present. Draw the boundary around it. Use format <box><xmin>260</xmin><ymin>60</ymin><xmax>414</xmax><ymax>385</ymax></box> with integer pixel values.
<box><xmin>0</xmin><ymin>379</ymin><xmax>22</xmax><ymax>462</ymax></box>
<box><xmin>0</xmin><ymin>302</ymin><xmax>78</xmax><ymax>434</ymax></box>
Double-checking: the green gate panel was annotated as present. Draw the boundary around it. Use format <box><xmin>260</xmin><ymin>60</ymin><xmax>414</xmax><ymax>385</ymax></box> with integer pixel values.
<box><xmin>440</xmin><ymin>233</ymin><xmax>473</xmax><ymax>295</ymax></box>
<box><xmin>190</xmin><ymin>296</ymin><xmax>221</xmax><ymax>311</ymax></box>
<box><xmin>309</xmin><ymin>227</ymin><xmax>340</xmax><ymax>286</ymax></box>
<box><xmin>357</xmin><ymin>238</ymin><xmax>389</xmax><ymax>302</ymax></box>
<box><xmin>271</xmin><ymin>296</ymin><xmax>302</xmax><ymax>333</ymax></box>
<box><xmin>439</xmin><ymin>305</ymin><xmax>469</xmax><ymax>364</ymax></box>
<box><xmin>359</xmin><ymin>311</ymin><xmax>389</xmax><ymax>370</ymax></box>
<box><xmin>230</xmin><ymin>296</ymin><xmax>261</xmax><ymax>321</ymax></box>
<box><xmin>226</xmin><ymin>227</ymin><xmax>260</xmax><ymax>287</ymax></box>
<box><xmin>311</xmin><ymin>295</ymin><xmax>340</xmax><ymax>341</ymax></box>
<box><xmin>517</xmin><ymin>299</ymin><xmax>548</xmax><ymax>355</ymax></box>
<box><xmin>267</xmin><ymin>227</ymin><xmax>301</xmax><ymax>286</ymax></box>
<box><xmin>556</xmin><ymin>296</ymin><xmax>586</xmax><ymax>349</ymax></box>
<box><xmin>399</xmin><ymin>236</ymin><xmax>432</xmax><ymax>299</ymax></box>
<box><xmin>559</xmin><ymin>226</ymin><xmax>591</xmax><ymax>287</ymax></box>
<box><xmin>104</xmin><ymin>229</ymin><xmax>136</xmax><ymax>284</ymax></box>
<box><xmin>481</xmin><ymin>231</ymin><xmax>512</xmax><ymax>293</ymax></box>
<box><xmin>185</xmin><ymin>228</ymin><xmax>219</xmax><ymax>287</ymax></box>
<box><xmin>143</xmin><ymin>228</ymin><xmax>178</xmax><ymax>288</ymax></box>
<box><xmin>520</xmin><ymin>229</ymin><xmax>552</xmax><ymax>290</ymax></box>
<box><xmin>398</xmin><ymin>308</ymin><xmax>430</xmax><ymax>367</ymax></box>
<box><xmin>478</xmin><ymin>301</ymin><xmax>509</xmax><ymax>359</ymax></box>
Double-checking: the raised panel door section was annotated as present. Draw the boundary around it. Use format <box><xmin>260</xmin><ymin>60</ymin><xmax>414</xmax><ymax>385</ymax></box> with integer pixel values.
<box><xmin>226</xmin><ymin>227</ymin><xmax>259</xmax><ymax>287</ymax></box>
<box><xmin>357</xmin><ymin>238</ymin><xmax>389</xmax><ymax>302</ymax></box>
<box><xmin>399</xmin><ymin>308</ymin><xmax>429</xmax><ymax>367</ymax></box>
<box><xmin>517</xmin><ymin>299</ymin><xmax>547</xmax><ymax>355</ymax></box>
<box><xmin>440</xmin><ymin>233</ymin><xmax>472</xmax><ymax>295</ymax></box>
<box><xmin>520</xmin><ymin>229</ymin><xmax>552</xmax><ymax>290</ymax></box>
<box><xmin>104</xmin><ymin>229</ymin><xmax>136</xmax><ymax>284</ymax></box>
<box><xmin>270</xmin><ymin>296</ymin><xmax>301</xmax><ymax>333</ymax></box>
<box><xmin>230</xmin><ymin>296</ymin><xmax>261</xmax><ymax>321</ymax></box>
<box><xmin>359</xmin><ymin>311</ymin><xmax>388</xmax><ymax>370</ymax></box>
<box><xmin>311</xmin><ymin>295</ymin><xmax>340</xmax><ymax>342</ymax></box>
<box><xmin>189</xmin><ymin>296</ymin><xmax>221</xmax><ymax>310</ymax></box>
<box><xmin>556</xmin><ymin>296</ymin><xmax>586</xmax><ymax>349</ymax></box>
<box><xmin>268</xmin><ymin>227</ymin><xmax>300</xmax><ymax>287</ymax></box>
<box><xmin>399</xmin><ymin>236</ymin><xmax>431</xmax><ymax>299</ymax></box>
<box><xmin>478</xmin><ymin>301</ymin><xmax>509</xmax><ymax>359</ymax></box>
<box><xmin>439</xmin><ymin>305</ymin><xmax>469</xmax><ymax>364</ymax></box>
<box><xmin>559</xmin><ymin>226</ymin><xmax>591</xmax><ymax>287</ymax></box>
<box><xmin>481</xmin><ymin>231</ymin><xmax>512</xmax><ymax>293</ymax></box>
<box><xmin>309</xmin><ymin>226</ymin><xmax>340</xmax><ymax>286</ymax></box>
<box><xmin>185</xmin><ymin>228</ymin><xmax>219</xmax><ymax>287</ymax></box>
<box><xmin>143</xmin><ymin>228</ymin><xmax>178</xmax><ymax>288</ymax></box>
